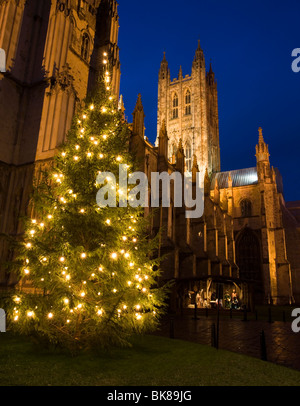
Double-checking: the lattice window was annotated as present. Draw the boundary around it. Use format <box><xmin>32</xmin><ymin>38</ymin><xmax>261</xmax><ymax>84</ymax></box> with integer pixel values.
<box><xmin>172</xmin><ymin>93</ymin><xmax>178</xmax><ymax>119</ymax></box>
<box><xmin>236</xmin><ymin>228</ymin><xmax>261</xmax><ymax>281</ymax></box>
<box><xmin>240</xmin><ymin>199</ymin><xmax>252</xmax><ymax>217</ymax></box>
<box><xmin>185</xmin><ymin>89</ymin><xmax>191</xmax><ymax>115</ymax></box>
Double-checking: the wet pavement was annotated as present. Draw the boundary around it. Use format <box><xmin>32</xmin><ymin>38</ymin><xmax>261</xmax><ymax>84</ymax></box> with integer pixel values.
<box><xmin>153</xmin><ymin>309</ymin><xmax>300</xmax><ymax>371</ymax></box>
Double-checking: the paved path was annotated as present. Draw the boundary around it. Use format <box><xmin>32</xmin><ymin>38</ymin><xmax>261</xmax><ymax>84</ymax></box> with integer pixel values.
<box><xmin>154</xmin><ymin>312</ymin><xmax>300</xmax><ymax>372</ymax></box>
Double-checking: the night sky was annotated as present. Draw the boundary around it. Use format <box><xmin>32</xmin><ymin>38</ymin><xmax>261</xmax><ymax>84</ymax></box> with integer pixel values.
<box><xmin>117</xmin><ymin>0</ymin><xmax>300</xmax><ymax>202</ymax></box>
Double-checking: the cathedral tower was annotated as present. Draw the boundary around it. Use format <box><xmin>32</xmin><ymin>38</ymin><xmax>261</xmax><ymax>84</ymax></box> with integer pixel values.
<box><xmin>156</xmin><ymin>41</ymin><xmax>220</xmax><ymax>179</ymax></box>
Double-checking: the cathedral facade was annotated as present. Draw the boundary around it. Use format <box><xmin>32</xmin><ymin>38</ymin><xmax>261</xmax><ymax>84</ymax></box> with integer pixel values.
<box><xmin>0</xmin><ymin>0</ymin><xmax>120</xmax><ymax>285</ymax></box>
<box><xmin>131</xmin><ymin>45</ymin><xmax>300</xmax><ymax>308</ymax></box>
<box><xmin>0</xmin><ymin>0</ymin><xmax>299</xmax><ymax>309</ymax></box>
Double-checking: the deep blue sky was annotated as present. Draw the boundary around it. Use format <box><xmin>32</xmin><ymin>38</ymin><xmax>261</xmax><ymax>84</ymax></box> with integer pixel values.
<box><xmin>117</xmin><ymin>0</ymin><xmax>300</xmax><ymax>202</ymax></box>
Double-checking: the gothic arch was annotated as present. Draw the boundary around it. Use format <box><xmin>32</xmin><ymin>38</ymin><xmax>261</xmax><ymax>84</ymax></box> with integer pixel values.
<box><xmin>239</xmin><ymin>198</ymin><xmax>252</xmax><ymax>217</ymax></box>
<box><xmin>171</xmin><ymin>92</ymin><xmax>179</xmax><ymax>119</ymax></box>
<box><xmin>81</xmin><ymin>32</ymin><xmax>90</xmax><ymax>61</ymax></box>
<box><xmin>169</xmin><ymin>142</ymin><xmax>177</xmax><ymax>163</ymax></box>
<box><xmin>236</xmin><ymin>227</ymin><xmax>262</xmax><ymax>282</ymax></box>
<box><xmin>184</xmin><ymin>88</ymin><xmax>191</xmax><ymax>115</ymax></box>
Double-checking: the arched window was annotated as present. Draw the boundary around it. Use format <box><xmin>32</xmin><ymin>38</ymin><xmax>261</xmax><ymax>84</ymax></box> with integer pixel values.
<box><xmin>81</xmin><ymin>33</ymin><xmax>90</xmax><ymax>61</ymax></box>
<box><xmin>240</xmin><ymin>199</ymin><xmax>252</xmax><ymax>217</ymax></box>
<box><xmin>172</xmin><ymin>93</ymin><xmax>178</xmax><ymax>119</ymax></box>
<box><xmin>236</xmin><ymin>228</ymin><xmax>261</xmax><ymax>281</ymax></box>
<box><xmin>185</xmin><ymin>89</ymin><xmax>191</xmax><ymax>115</ymax></box>
<box><xmin>185</xmin><ymin>142</ymin><xmax>192</xmax><ymax>172</ymax></box>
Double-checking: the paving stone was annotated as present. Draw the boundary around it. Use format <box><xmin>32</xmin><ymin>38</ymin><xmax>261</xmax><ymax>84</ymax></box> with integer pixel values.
<box><xmin>154</xmin><ymin>313</ymin><xmax>300</xmax><ymax>371</ymax></box>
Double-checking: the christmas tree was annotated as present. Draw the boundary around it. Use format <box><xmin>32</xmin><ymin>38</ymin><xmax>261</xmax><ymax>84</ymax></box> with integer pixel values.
<box><xmin>6</xmin><ymin>58</ymin><xmax>168</xmax><ymax>352</ymax></box>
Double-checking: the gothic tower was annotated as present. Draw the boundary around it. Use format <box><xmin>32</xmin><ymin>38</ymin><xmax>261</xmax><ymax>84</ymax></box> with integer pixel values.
<box><xmin>255</xmin><ymin>128</ymin><xmax>293</xmax><ymax>304</ymax></box>
<box><xmin>0</xmin><ymin>0</ymin><xmax>120</xmax><ymax>286</ymax></box>
<box><xmin>156</xmin><ymin>41</ymin><xmax>220</xmax><ymax>180</ymax></box>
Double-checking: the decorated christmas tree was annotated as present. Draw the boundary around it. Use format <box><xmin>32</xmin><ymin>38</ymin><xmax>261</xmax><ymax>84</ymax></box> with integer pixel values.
<box><xmin>6</xmin><ymin>58</ymin><xmax>168</xmax><ymax>352</ymax></box>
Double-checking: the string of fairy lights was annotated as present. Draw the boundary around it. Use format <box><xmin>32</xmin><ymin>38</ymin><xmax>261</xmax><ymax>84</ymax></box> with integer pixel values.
<box><xmin>12</xmin><ymin>51</ymin><xmax>158</xmax><ymax>329</ymax></box>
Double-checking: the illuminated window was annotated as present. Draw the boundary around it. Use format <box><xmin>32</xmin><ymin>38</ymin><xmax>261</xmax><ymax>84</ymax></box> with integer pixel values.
<box><xmin>185</xmin><ymin>89</ymin><xmax>191</xmax><ymax>115</ymax></box>
<box><xmin>240</xmin><ymin>199</ymin><xmax>252</xmax><ymax>217</ymax></box>
<box><xmin>172</xmin><ymin>93</ymin><xmax>178</xmax><ymax>119</ymax></box>
<box><xmin>185</xmin><ymin>142</ymin><xmax>192</xmax><ymax>172</ymax></box>
<box><xmin>81</xmin><ymin>33</ymin><xmax>90</xmax><ymax>61</ymax></box>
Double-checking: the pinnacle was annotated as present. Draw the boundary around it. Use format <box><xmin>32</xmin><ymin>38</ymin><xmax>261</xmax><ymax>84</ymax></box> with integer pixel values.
<box><xmin>258</xmin><ymin>127</ymin><xmax>264</xmax><ymax>142</ymax></box>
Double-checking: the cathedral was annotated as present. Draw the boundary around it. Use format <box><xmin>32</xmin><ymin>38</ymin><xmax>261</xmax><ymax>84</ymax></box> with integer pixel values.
<box><xmin>0</xmin><ymin>0</ymin><xmax>300</xmax><ymax>310</ymax></box>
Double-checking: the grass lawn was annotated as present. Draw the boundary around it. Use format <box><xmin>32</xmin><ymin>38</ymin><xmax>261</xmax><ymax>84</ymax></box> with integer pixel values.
<box><xmin>1</xmin><ymin>332</ymin><xmax>300</xmax><ymax>386</ymax></box>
